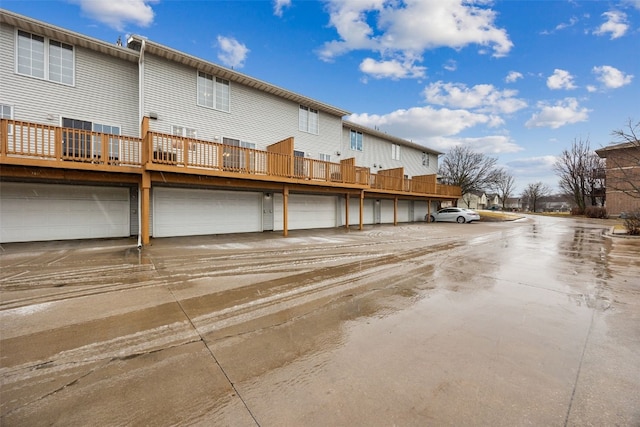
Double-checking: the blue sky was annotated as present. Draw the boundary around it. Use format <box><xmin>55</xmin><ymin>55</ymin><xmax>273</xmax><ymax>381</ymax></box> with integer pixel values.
<box><xmin>4</xmin><ymin>0</ymin><xmax>639</xmax><ymax>192</ymax></box>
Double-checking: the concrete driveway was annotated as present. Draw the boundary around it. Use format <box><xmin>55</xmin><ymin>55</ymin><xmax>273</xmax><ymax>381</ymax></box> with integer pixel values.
<box><xmin>1</xmin><ymin>216</ymin><xmax>639</xmax><ymax>426</ymax></box>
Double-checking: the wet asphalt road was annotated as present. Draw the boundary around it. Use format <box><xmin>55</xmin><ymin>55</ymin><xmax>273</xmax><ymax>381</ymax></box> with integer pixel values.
<box><xmin>1</xmin><ymin>215</ymin><xmax>639</xmax><ymax>426</ymax></box>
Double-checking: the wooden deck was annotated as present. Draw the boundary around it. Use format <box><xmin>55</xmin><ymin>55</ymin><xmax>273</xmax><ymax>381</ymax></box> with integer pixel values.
<box><xmin>0</xmin><ymin>119</ymin><xmax>461</xmax><ymax>199</ymax></box>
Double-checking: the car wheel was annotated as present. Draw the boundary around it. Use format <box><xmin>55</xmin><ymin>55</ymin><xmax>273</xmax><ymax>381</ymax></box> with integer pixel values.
<box><xmin>456</xmin><ymin>216</ymin><xmax>466</xmax><ymax>224</ymax></box>
<box><xmin>429</xmin><ymin>215</ymin><xmax>435</xmax><ymax>223</ymax></box>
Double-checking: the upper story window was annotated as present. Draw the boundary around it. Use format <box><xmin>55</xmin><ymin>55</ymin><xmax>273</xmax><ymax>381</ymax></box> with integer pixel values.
<box><xmin>299</xmin><ymin>105</ymin><xmax>319</xmax><ymax>134</ymax></box>
<box><xmin>17</xmin><ymin>30</ymin><xmax>74</xmax><ymax>85</ymax></box>
<box><xmin>392</xmin><ymin>143</ymin><xmax>400</xmax><ymax>160</ymax></box>
<box><xmin>422</xmin><ymin>152</ymin><xmax>430</xmax><ymax>167</ymax></box>
<box><xmin>350</xmin><ymin>130</ymin><xmax>363</xmax><ymax>151</ymax></box>
<box><xmin>319</xmin><ymin>153</ymin><xmax>331</xmax><ymax>162</ymax></box>
<box><xmin>172</xmin><ymin>125</ymin><xmax>197</xmax><ymax>138</ymax></box>
<box><xmin>197</xmin><ymin>71</ymin><xmax>230</xmax><ymax>112</ymax></box>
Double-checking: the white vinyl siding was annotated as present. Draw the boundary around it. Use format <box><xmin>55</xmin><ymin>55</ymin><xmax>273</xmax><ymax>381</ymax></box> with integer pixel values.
<box><xmin>2</xmin><ymin>24</ymin><xmax>138</xmax><ymax>137</ymax></box>
<box><xmin>16</xmin><ymin>30</ymin><xmax>74</xmax><ymax>85</ymax></box>
<box><xmin>197</xmin><ymin>71</ymin><xmax>230</xmax><ymax>112</ymax></box>
<box><xmin>143</xmin><ymin>55</ymin><xmax>343</xmax><ymax>156</ymax></box>
<box><xmin>342</xmin><ymin>127</ymin><xmax>439</xmax><ymax>177</ymax></box>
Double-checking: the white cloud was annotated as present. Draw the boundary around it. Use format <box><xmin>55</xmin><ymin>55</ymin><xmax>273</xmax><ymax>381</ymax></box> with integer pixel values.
<box><xmin>623</xmin><ymin>0</ymin><xmax>640</xmax><ymax>10</ymax></box>
<box><xmin>318</xmin><ymin>0</ymin><xmax>512</xmax><ymax>78</ymax></box>
<box><xmin>443</xmin><ymin>60</ymin><xmax>457</xmax><ymax>72</ymax></box>
<box><xmin>347</xmin><ymin>105</ymin><xmax>522</xmax><ymax>154</ymax></box>
<box><xmin>435</xmin><ymin>135</ymin><xmax>523</xmax><ymax>154</ymax></box>
<box><xmin>274</xmin><ymin>0</ymin><xmax>291</xmax><ymax>17</ymax></box>
<box><xmin>216</xmin><ymin>36</ymin><xmax>250</xmax><ymax>69</ymax></box>
<box><xmin>423</xmin><ymin>81</ymin><xmax>527</xmax><ymax>114</ymax></box>
<box><xmin>348</xmin><ymin>106</ymin><xmax>491</xmax><ymax>140</ymax></box>
<box><xmin>592</xmin><ymin>65</ymin><xmax>634</xmax><ymax>89</ymax></box>
<box><xmin>546</xmin><ymin>69</ymin><xmax>577</xmax><ymax>90</ymax></box>
<box><xmin>359</xmin><ymin>58</ymin><xmax>426</xmax><ymax>79</ymax></box>
<box><xmin>505</xmin><ymin>71</ymin><xmax>523</xmax><ymax>83</ymax></box>
<box><xmin>594</xmin><ymin>11</ymin><xmax>629</xmax><ymax>39</ymax></box>
<box><xmin>506</xmin><ymin>156</ymin><xmax>559</xmax><ymax>190</ymax></box>
<box><xmin>555</xmin><ymin>16</ymin><xmax>579</xmax><ymax>31</ymax></box>
<box><xmin>525</xmin><ymin>98</ymin><xmax>590</xmax><ymax>129</ymax></box>
<box><xmin>70</xmin><ymin>0</ymin><xmax>158</xmax><ymax>31</ymax></box>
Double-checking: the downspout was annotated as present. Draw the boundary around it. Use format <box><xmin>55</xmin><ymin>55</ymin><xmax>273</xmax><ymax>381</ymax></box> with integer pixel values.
<box><xmin>137</xmin><ymin>39</ymin><xmax>146</xmax><ymax>249</ymax></box>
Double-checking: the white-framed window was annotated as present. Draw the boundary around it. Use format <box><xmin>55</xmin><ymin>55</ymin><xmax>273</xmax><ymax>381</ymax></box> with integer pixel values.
<box><xmin>422</xmin><ymin>152</ymin><xmax>429</xmax><ymax>167</ymax></box>
<box><xmin>350</xmin><ymin>130</ymin><xmax>363</xmax><ymax>151</ymax></box>
<box><xmin>17</xmin><ymin>30</ymin><xmax>74</xmax><ymax>85</ymax></box>
<box><xmin>1</xmin><ymin>104</ymin><xmax>14</xmax><ymax>135</ymax></box>
<box><xmin>172</xmin><ymin>125</ymin><xmax>197</xmax><ymax>138</ymax></box>
<box><xmin>197</xmin><ymin>71</ymin><xmax>230</xmax><ymax>112</ymax></box>
<box><xmin>62</xmin><ymin>117</ymin><xmax>120</xmax><ymax>159</ymax></box>
<box><xmin>392</xmin><ymin>143</ymin><xmax>400</xmax><ymax>160</ymax></box>
<box><xmin>299</xmin><ymin>105</ymin><xmax>319</xmax><ymax>134</ymax></box>
<box><xmin>319</xmin><ymin>153</ymin><xmax>331</xmax><ymax>162</ymax></box>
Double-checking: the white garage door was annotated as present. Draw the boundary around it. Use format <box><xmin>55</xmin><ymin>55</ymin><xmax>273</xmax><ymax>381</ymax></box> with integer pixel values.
<box><xmin>152</xmin><ymin>187</ymin><xmax>262</xmax><ymax>237</ymax></box>
<box><xmin>346</xmin><ymin>197</ymin><xmax>375</xmax><ymax>225</ymax></box>
<box><xmin>381</xmin><ymin>199</ymin><xmax>395</xmax><ymax>223</ymax></box>
<box><xmin>0</xmin><ymin>182</ymin><xmax>130</xmax><ymax>243</ymax></box>
<box><xmin>398</xmin><ymin>200</ymin><xmax>411</xmax><ymax>223</ymax></box>
<box><xmin>274</xmin><ymin>194</ymin><xmax>337</xmax><ymax>230</ymax></box>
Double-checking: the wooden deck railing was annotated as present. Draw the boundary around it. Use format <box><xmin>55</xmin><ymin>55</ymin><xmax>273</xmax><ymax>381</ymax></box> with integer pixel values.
<box><xmin>1</xmin><ymin>119</ymin><xmax>460</xmax><ymax>198</ymax></box>
<box><xmin>1</xmin><ymin>119</ymin><xmax>142</xmax><ymax>166</ymax></box>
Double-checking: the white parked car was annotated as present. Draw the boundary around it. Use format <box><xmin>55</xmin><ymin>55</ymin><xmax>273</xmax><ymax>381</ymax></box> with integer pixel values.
<box><xmin>429</xmin><ymin>207</ymin><xmax>480</xmax><ymax>223</ymax></box>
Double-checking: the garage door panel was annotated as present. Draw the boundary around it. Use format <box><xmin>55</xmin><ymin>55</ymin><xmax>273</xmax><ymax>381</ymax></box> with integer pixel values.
<box><xmin>274</xmin><ymin>194</ymin><xmax>337</xmax><ymax>230</ymax></box>
<box><xmin>153</xmin><ymin>188</ymin><xmax>262</xmax><ymax>237</ymax></box>
<box><xmin>0</xmin><ymin>183</ymin><xmax>130</xmax><ymax>243</ymax></box>
<box><xmin>346</xmin><ymin>198</ymin><xmax>375</xmax><ymax>225</ymax></box>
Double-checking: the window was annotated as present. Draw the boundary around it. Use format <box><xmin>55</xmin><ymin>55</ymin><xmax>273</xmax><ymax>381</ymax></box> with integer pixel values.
<box><xmin>172</xmin><ymin>125</ymin><xmax>197</xmax><ymax>138</ymax></box>
<box><xmin>319</xmin><ymin>153</ymin><xmax>331</xmax><ymax>162</ymax></box>
<box><xmin>299</xmin><ymin>105</ymin><xmax>319</xmax><ymax>134</ymax></box>
<box><xmin>62</xmin><ymin>117</ymin><xmax>120</xmax><ymax>160</ymax></box>
<box><xmin>422</xmin><ymin>152</ymin><xmax>429</xmax><ymax>167</ymax></box>
<box><xmin>1</xmin><ymin>104</ymin><xmax>13</xmax><ymax>135</ymax></box>
<box><xmin>222</xmin><ymin>137</ymin><xmax>255</xmax><ymax>170</ymax></box>
<box><xmin>197</xmin><ymin>71</ymin><xmax>230</xmax><ymax>112</ymax></box>
<box><xmin>350</xmin><ymin>130</ymin><xmax>363</xmax><ymax>151</ymax></box>
<box><xmin>392</xmin><ymin>143</ymin><xmax>400</xmax><ymax>160</ymax></box>
<box><xmin>17</xmin><ymin>30</ymin><xmax>74</xmax><ymax>85</ymax></box>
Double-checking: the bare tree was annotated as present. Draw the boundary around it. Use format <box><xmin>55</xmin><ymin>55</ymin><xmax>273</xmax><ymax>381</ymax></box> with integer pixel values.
<box><xmin>605</xmin><ymin>119</ymin><xmax>640</xmax><ymax>198</ymax></box>
<box><xmin>553</xmin><ymin>138</ymin><xmax>605</xmax><ymax>214</ymax></box>
<box><xmin>438</xmin><ymin>146</ymin><xmax>501</xmax><ymax>202</ymax></box>
<box><xmin>489</xmin><ymin>169</ymin><xmax>516</xmax><ymax>210</ymax></box>
<box><xmin>522</xmin><ymin>182</ymin><xmax>551</xmax><ymax>212</ymax></box>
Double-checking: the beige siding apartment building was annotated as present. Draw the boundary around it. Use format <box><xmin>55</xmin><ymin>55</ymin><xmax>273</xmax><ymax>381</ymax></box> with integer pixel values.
<box><xmin>0</xmin><ymin>9</ymin><xmax>460</xmax><ymax>244</ymax></box>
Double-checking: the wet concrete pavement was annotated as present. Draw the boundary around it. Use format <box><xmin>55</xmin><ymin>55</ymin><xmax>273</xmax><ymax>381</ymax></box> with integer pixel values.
<box><xmin>1</xmin><ymin>215</ymin><xmax>639</xmax><ymax>426</ymax></box>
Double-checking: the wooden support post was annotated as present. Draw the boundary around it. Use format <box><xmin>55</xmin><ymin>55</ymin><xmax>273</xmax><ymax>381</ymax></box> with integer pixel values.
<box><xmin>283</xmin><ymin>185</ymin><xmax>289</xmax><ymax>237</ymax></box>
<box><xmin>427</xmin><ymin>199</ymin><xmax>431</xmax><ymax>222</ymax></box>
<box><xmin>141</xmin><ymin>172</ymin><xmax>151</xmax><ymax>245</ymax></box>
<box><xmin>359</xmin><ymin>190</ymin><xmax>364</xmax><ymax>230</ymax></box>
<box><xmin>345</xmin><ymin>193</ymin><xmax>350</xmax><ymax>230</ymax></box>
<box><xmin>394</xmin><ymin>196</ymin><xmax>398</xmax><ymax>226</ymax></box>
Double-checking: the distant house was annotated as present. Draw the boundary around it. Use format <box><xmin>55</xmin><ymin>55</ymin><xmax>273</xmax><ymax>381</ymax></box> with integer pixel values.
<box><xmin>459</xmin><ymin>192</ymin><xmax>487</xmax><ymax>210</ymax></box>
<box><xmin>596</xmin><ymin>142</ymin><xmax>640</xmax><ymax>216</ymax></box>
<box><xmin>486</xmin><ymin>193</ymin><xmax>501</xmax><ymax>209</ymax></box>
<box><xmin>504</xmin><ymin>197</ymin><xmax>522</xmax><ymax>211</ymax></box>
